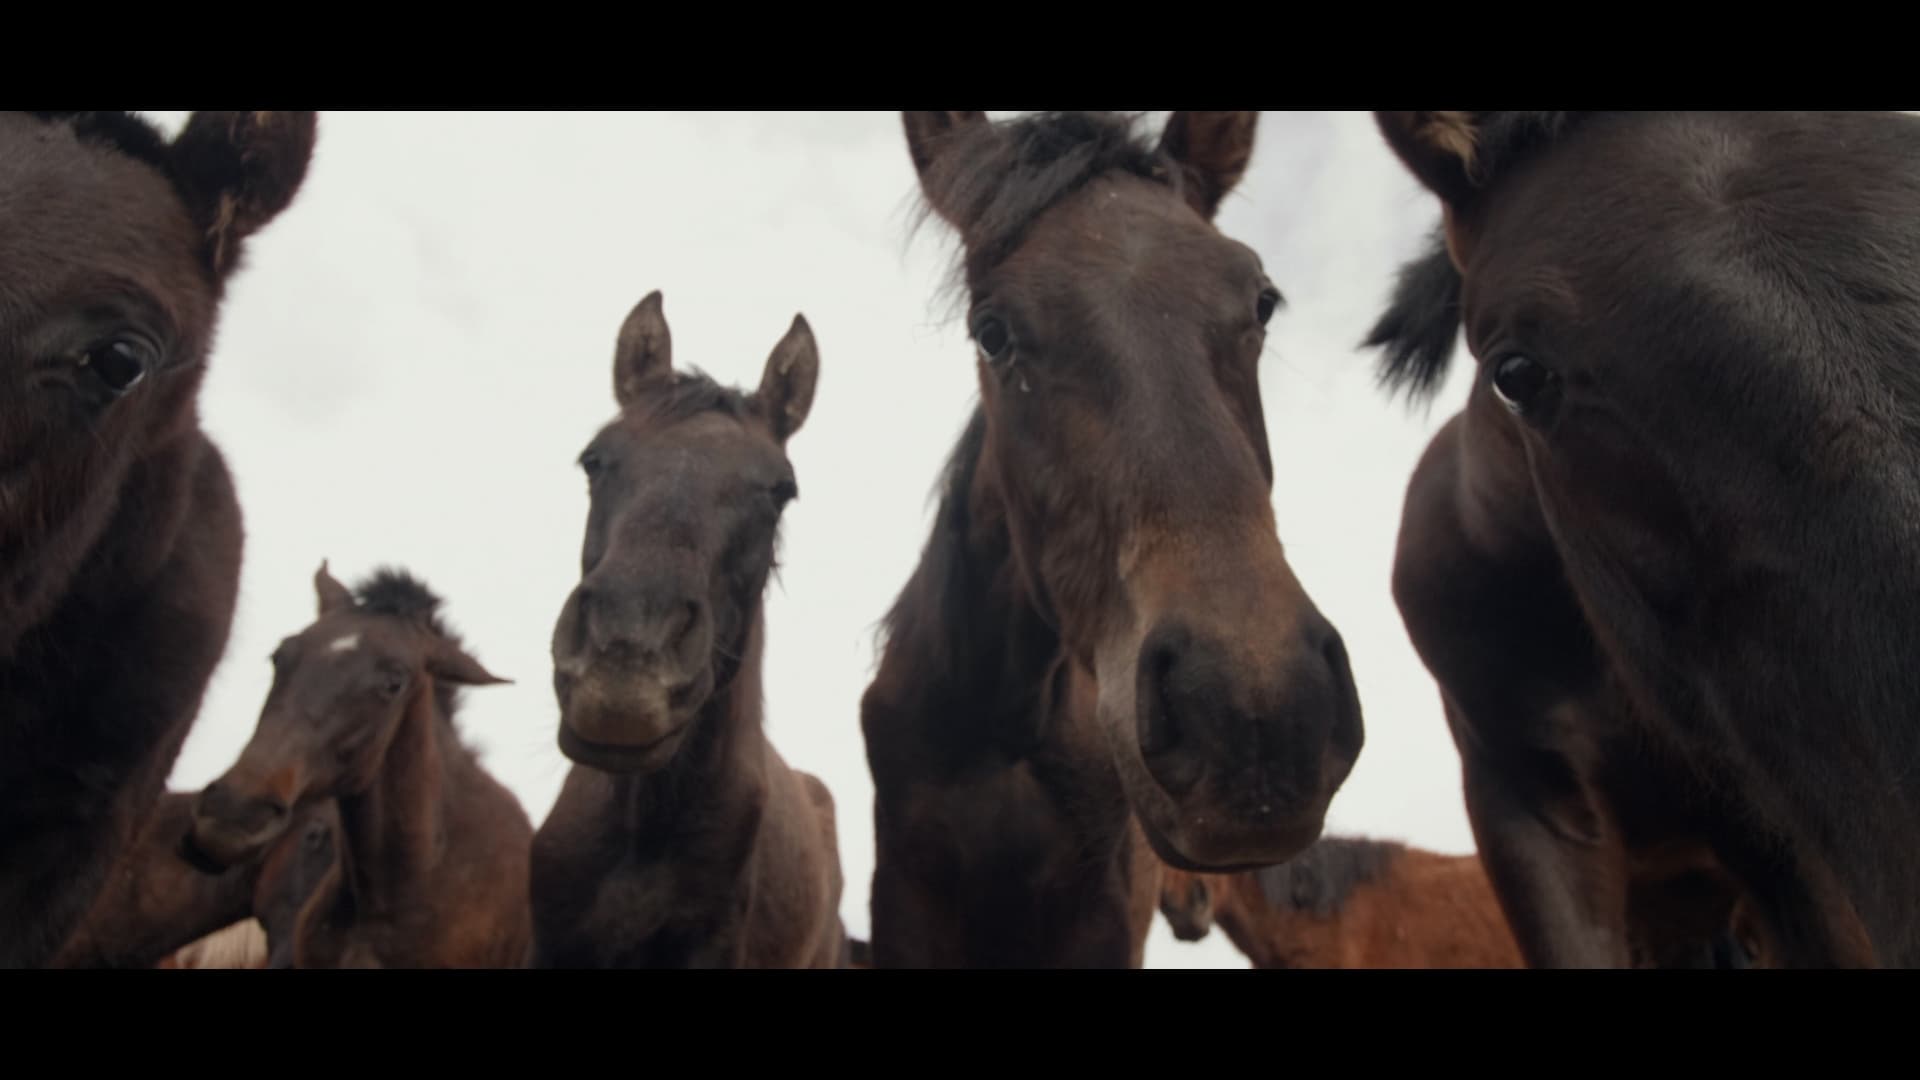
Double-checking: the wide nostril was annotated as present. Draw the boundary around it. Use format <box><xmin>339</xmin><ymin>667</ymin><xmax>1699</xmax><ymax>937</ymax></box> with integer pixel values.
<box><xmin>1137</xmin><ymin>642</ymin><xmax>1182</xmax><ymax>758</ymax></box>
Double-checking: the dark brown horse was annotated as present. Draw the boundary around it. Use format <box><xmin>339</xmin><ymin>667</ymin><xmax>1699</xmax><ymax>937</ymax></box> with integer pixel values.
<box><xmin>1364</xmin><ymin>111</ymin><xmax>1920</xmax><ymax>967</ymax></box>
<box><xmin>862</xmin><ymin>111</ymin><xmax>1363</xmax><ymax>968</ymax></box>
<box><xmin>531</xmin><ymin>292</ymin><xmax>846</xmax><ymax>968</ymax></box>
<box><xmin>1159</xmin><ymin>837</ymin><xmax>1524</xmax><ymax>968</ymax></box>
<box><xmin>54</xmin><ymin>792</ymin><xmax>341</xmax><ymax>969</ymax></box>
<box><xmin>182</xmin><ymin>565</ymin><xmax>532</xmax><ymax>968</ymax></box>
<box><xmin>0</xmin><ymin>110</ymin><xmax>315</xmax><ymax>968</ymax></box>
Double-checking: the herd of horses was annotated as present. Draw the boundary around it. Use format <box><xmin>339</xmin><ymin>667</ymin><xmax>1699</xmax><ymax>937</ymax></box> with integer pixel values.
<box><xmin>5</xmin><ymin>108</ymin><xmax>1918</xmax><ymax>969</ymax></box>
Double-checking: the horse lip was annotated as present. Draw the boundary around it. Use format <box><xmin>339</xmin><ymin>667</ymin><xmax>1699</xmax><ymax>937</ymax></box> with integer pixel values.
<box><xmin>557</xmin><ymin>721</ymin><xmax>689</xmax><ymax>773</ymax></box>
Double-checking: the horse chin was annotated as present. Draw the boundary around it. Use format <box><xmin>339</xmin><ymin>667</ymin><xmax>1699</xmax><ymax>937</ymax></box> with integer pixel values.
<box><xmin>1128</xmin><ymin>792</ymin><xmax>1326</xmax><ymax>875</ymax></box>
<box><xmin>557</xmin><ymin>719</ymin><xmax>690</xmax><ymax>775</ymax></box>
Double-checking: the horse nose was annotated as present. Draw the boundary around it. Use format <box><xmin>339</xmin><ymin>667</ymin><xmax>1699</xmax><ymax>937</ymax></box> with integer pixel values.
<box><xmin>197</xmin><ymin>780</ymin><xmax>290</xmax><ymax>836</ymax></box>
<box><xmin>1134</xmin><ymin>612</ymin><xmax>1353</xmax><ymax>809</ymax></box>
<box><xmin>578</xmin><ymin>578</ymin><xmax>706</xmax><ymax>668</ymax></box>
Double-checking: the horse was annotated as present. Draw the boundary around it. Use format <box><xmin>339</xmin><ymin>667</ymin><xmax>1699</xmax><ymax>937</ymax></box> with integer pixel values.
<box><xmin>530</xmin><ymin>291</ymin><xmax>847</xmax><ymax>968</ymax></box>
<box><xmin>1363</xmin><ymin>110</ymin><xmax>1920</xmax><ymax>967</ymax></box>
<box><xmin>52</xmin><ymin>792</ymin><xmax>341</xmax><ymax>969</ymax></box>
<box><xmin>862</xmin><ymin>111</ymin><xmax>1363</xmax><ymax>967</ymax></box>
<box><xmin>0</xmin><ymin>110</ymin><xmax>316</xmax><ymax>967</ymax></box>
<box><xmin>1159</xmin><ymin>836</ymin><xmax>1524</xmax><ymax>968</ymax></box>
<box><xmin>181</xmin><ymin>564</ymin><xmax>533</xmax><ymax>968</ymax></box>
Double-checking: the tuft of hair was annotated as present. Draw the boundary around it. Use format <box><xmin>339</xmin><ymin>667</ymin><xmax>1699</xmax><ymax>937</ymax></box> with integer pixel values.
<box><xmin>1452</xmin><ymin>111</ymin><xmax>1588</xmax><ymax>188</ymax></box>
<box><xmin>875</xmin><ymin>407</ymin><xmax>990</xmax><ymax>678</ymax></box>
<box><xmin>913</xmin><ymin>111</ymin><xmax>1177</xmax><ymax>308</ymax></box>
<box><xmin>632</xmin><ymin>369</ymin><xmax>756</xmax><ymax>427</ymax></box>
<box><xmin>28</xmin><ymin>110</ymin><xmax>172</xmax><ymax>172</ymax></box>
<box><xmin>1361</xmin><ymin>227</ymin><xmax>1464</xmax><ymax>404</ymax></box>
<box><xmin>1362</xmin><ymin>113</ymin><xmax>1595</xmax><ymax>405</ymax></box>
<box><xmin>353</xmin><ymin>568</ymin><xmax>449</xmax><ymax>634</ymax></box>
<box><xmin>1253</xmin><ymin>835</ymin><xmax>1406</xmax><ymax>918</ymax></box>
<box><xmin>350</xmin><ymin>568</ymin><xmax>474</xmax><ymax>733</ymax></box>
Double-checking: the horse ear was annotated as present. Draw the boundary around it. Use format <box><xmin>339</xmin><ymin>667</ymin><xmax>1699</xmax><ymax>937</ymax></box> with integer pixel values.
<box><xmin>902</xmin><ymin>111</ymin><xmax>991</xmax><ymax>226</ymax></box>
<box><xmin>426</xmin><ymin>641</ymin><xmax>511</xmax><ymax>688</ymax></box>
<box><xmin>756</xmin><ymin>314</ymin><xmax>819</xmax><ymax>445</ymax></box>
<box><xmin>1158</xmin><ymin>111</ymin><xmax>1260</xmax><ymax>221</ymax></box>
<box><xmin>168</xmin><ymin>111</ymin><xmax>319</xmax><ymax>278</ymax></box>
<box><xmin>614</xmin><ymin>290</ymin><xmax>673</xmax><ymax>409</ymax></box>
<box><xmin>314</xmin><ymin>561</ymin><xmax>353</xmax><ymax>616</ymax></box>
<box><xmin>1374</xmin><ymin>111</ymin><xmax>1485</xmax><ymax>211</ymax></box>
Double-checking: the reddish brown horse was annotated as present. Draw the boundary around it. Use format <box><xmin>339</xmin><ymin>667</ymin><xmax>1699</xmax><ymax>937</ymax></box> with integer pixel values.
<box><xmin>53</xmin><ymin>792</ymin><xmax>341</xmax><ymax>969</ymax></box>
<box><xmin>863</xmin><ymin>111</ymin><xmax>1361</xmax><ymax>967</ymax></box>
<box><xmin>182</xmin><ymin>565</ymin><xmax>532</xmax><ymax>967</ymax></box>
<box><xmin>1159</xmin><ymin>837</ymin><xmax>1524</xmax><ymax>969</ymax></box>
<box><xmin>1</xmin><ymin>110</ymin><xmax>316</xmax><ymax>968</ymax></box>
<box><xmin>531</xmin><ymin>292</ymin><xmax>846</xmax><ymax>968</ymax></box>
<box><xmin>1364</xmin><ymin>111</ymin><xmax>1920</xmax><ymax>967</ymax></box>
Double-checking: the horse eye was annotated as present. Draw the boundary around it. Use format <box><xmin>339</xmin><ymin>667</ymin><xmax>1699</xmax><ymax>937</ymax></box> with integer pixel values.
<box><xmin>1490</xmin><ymin>354</ymin><xmax>1559</xmax><ymax>417</ymax></box>
<box><xmin>970</xmin><ymin>314</ymin><xmax>1012</xmax><ymax>362</ymax></box>
<box><xmin>771</xmin><ymin>478</ymin><xmax>799</xmax><ymax>505</ymax></box>
<box><xmin>78</xmin><ymin>339</ymin><xmax>154</xmax><ymax>396</ymax></box>
<box><xmin>1255</xmin><ymin>287</ymin><xmax>1283</xmax><ymax>326</ymax></box>
<box><xmin>579</xmin><ymin>451</ymin><xmax>605</xmax><ymax>480</ymax></box>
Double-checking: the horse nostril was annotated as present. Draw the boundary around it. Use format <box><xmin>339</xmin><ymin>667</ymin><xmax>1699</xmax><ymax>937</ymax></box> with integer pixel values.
<box><xmin>668</xmin><ymin>601</ymin><xmax>702</xmax><ymax>652</ymax></box>
<box><xmin>1136</xmin><ymin>635</ymin><xmax>1185</xmax><ymax>759</ymax></box>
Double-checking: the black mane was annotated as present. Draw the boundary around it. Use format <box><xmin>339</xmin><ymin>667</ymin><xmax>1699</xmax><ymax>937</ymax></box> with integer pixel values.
<box><xmin>914</xmin><ymin>111</ymin><xmax>1177</xmax><ymax>303</ymax></box>
<box><xmin>1253</xmin><ymin>835</ymin><xmax>1405</xmax><ymax>918</ymax></box>
<box><xmin>28</xmin><ymin>111</ymin><xmax>172</xmax><ymax>172</ymax></box>
<box><xmin>1361</xmin><ymin>228</ymin><xmax>1463</xmax><ymax>403</ymax></box>
<box><xmin>631</xmin><ymin>370</ymin><xmax>755</xmax><ymax>426</ymax></box>
<box><xmin>351</xmin><ymin>568</ymin><xmax>475</xmax><ymax>730</ymax></box>
<box><xmin>876</xmin><ymin>407</ymin><xmax>989</xmax><ymax>685</ymax></box>
<box><xmin>1361</xmin><ymin>111</ymin><xmax>1596</xmax><ymax>404</ymax></box>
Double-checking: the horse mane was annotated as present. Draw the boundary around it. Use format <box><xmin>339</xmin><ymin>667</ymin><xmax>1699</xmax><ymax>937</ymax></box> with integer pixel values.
<box><xmin>1361</xmin><ymin>111</ymin><xmax>1596</xmax><ymax>405</ymax></box>
<box><xmin>350</xmin><ymin>568</ymin><xmax>478</xmax><ymax>739</ymax></box>
<box><xmin>912</xmin><ymin>111</ymin><xmax>1178</xmax><ymax>306</ymax></box>
<box><xmin>876</xmin><ymin>407</ymin><xmax>989</xmax><ymax>686</ymax></box>
<box><xmin>1253</xmin><ymin>835</ymin><xmax>1406</xmax><ymax>918</ymax></box>
<box><xmin>27</xmin><ymin>111</ymin><xmax>172</xmax><ymax>172</ymax></box>
<box><xmin>630</xmin><ymin>369</ymin><xmax>756</xmax><ymax>427</ymax></box>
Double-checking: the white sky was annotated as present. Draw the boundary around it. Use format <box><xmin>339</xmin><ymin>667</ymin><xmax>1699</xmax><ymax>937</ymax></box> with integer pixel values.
<box><xmin>143</xmin><ymin>110</ymin><xmax>1479</xmax><ymax>969</ymax></box>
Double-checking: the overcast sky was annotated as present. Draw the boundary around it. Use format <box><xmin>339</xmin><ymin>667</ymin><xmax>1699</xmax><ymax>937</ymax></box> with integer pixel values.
<box><xmin>143</xmin><ymin>110</ymin><xmax>1478</xmax><ymax>968</ymax></box>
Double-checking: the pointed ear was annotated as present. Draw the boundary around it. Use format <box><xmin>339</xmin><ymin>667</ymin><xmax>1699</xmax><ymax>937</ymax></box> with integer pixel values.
<box><xmin>756</xmin><ymin>314</ymin><xmax>819</xmax><ymax>444</ymax></box>
<box><xmin>1158</xmin><ymin>111</ymin><xmax>1260</xmax><ymax>220</ymax></box>
<box><xmin>425</xmin><ymin>641</ymin><xmax>511</xmax><ymax>688</ymax></box>
<box><xmin>168</xmin><ymin>111</ymin><xmax>319</xmax><ymax>277</ymax></box>
<box><xmin>901</xmin><ymin>111</ymin><xmax>991</xmax><ymax>227</ymax></box>
<box><xmin>614</xmin><ymin>290</ymin><xmax>672</xmax><ymax>409</ymax></box>
<box><xmin>314</xmin><ymin>561</ymin><xmax>353</xmax><ymax>616</ymax></box>
<box><xmin>1374</xmin><ymin>111</ymin><xmax>1488</xmax><ymax>214</ymax></box>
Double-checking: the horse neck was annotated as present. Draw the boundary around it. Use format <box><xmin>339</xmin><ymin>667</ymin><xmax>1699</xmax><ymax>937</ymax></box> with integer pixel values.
<box><xmin>614</xmin><ymin>609</ymin><xmax>770</xmax><ymax>835</ymax></box>
<box><xmin>337</xmin><ymin>679</ymin><xmax>460</xmax><ymax>911</ymax></box>
<box><xmin>881</xmin><ymin>430</ymin><xmax>1065</xmax><ymax>746</ymax></box>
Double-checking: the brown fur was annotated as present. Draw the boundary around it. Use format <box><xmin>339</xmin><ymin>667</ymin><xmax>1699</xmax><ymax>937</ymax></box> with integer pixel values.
<box><xmin>182</xmin><ymin>567</ymin><xmax>533</xmax><ymax>968</ymax></box>
<box><xmin>1365</xmin><ymin>111</ymin><xmax>1920</xmax><ymax>966</ymax></box>
<box><xmin>531</xmin><ymin>294</ymin><xmax>844</xmax><ymax>968</ymax></box>
<box><xmin>866</xmin><ymin>111</ymin><xmax>1360</xmax><ymax>968</ymax></box>
<box><xmin>1159</xmin><ymin>840</ymin><xmax>1523</xmax><ymax>969</ymax></box>
<box><xmin>52</xmin><ymin>792</ymin><xmax>340</xmax><ymax>969</ymax></box>
<box><xmin>1</xmin><ymin>110</ymin><xmax>314</xmax><ymax>968</ymax></box>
